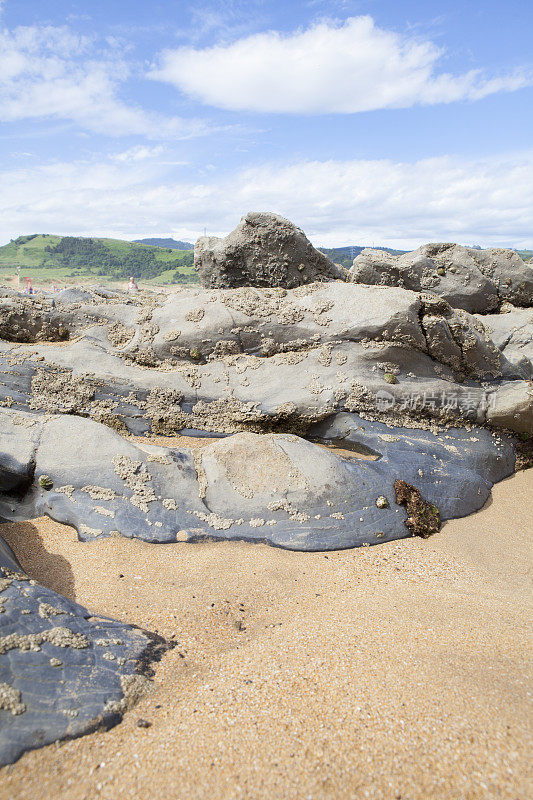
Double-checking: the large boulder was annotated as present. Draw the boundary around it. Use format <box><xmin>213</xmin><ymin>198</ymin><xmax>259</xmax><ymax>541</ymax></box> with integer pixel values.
<box><xmin>350</xmin><ymin>243</ymin><xmax>533</xmax><ymax>314</ymax></box>
<box><xmin>194</xmin><ymin>212</ymin><xmax>347</xmax><ymax>289</ymax></box>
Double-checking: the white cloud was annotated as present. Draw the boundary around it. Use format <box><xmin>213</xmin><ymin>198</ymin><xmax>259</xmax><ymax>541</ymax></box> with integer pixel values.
<box><xmin>0</xmin><ymin>25</ymin><xmax>210</xmax><ymax>138</ymax></box>
<box><xmin>111</xmin><ymin>145</ymin><xmax>165</xmax><ymax>162</ymax></box>
<box><xmin>1</xmin><ymin>151</ymin><xmax>532</xmax><ymax>250</ymax></box>
<box><xmin>149</xmin><ymin>15</ymin><xmax>533</xmax><ymax>113</ymax></box>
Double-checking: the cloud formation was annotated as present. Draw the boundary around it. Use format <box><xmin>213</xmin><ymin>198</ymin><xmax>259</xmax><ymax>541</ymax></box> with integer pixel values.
<box><xmin>0</xmin><ymin>25</ymin><xmax>209</xmax><ymax>138</ymax></box>
<box><xmin>150</xmin><ymin>16</ymin><xmax>533</xmax><ymax>113</ymax></box>
<box><xmin>1</xmin><ymin>150</ymin><xmax>532</xmax><ymax>249</ymax></box>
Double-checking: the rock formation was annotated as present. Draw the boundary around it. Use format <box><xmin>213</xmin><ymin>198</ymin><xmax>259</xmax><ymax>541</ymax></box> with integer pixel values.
<box><xmin>0</xmin><ymin>408</ymin><xmax>516</xmax><ymax>550</ymax></box>
<box><xmin>0</xmin><ymin>216</ymin><xmax>531</xmax><ymax>764</ymax></box>
<box><xmin>350</xmin><ymin>243</ymin><xmax>533</xmax><ymax>314</ymax></box>
<box><xmin>195</xmin><ymin>212</ymin><xmax>347</xmax><ymax>288</ymax></box>
<box><xmin>0</xmin><ymin>281</ymin><xmax>529</xmax><ymax>437</ymax></box>
<box><xmin>476</xmin><ymin>307</ymin><xmax>533</xmax><ymax>379</ymax></box>
<box><xmin>0</xmin><ymin>529</ymin><xmax>166</xmax><ymax>766</ymax></box>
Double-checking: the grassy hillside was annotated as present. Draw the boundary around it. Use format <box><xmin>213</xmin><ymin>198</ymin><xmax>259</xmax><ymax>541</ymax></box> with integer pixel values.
<box><xmin>0</xmin><ymin>234</ymin><xmax>197</xmax><ymax>284</ymax></box>
<box><xmin>0</xmin><ymin>234</ymin><xmax>63</xmax><ymax>268</ymax></box>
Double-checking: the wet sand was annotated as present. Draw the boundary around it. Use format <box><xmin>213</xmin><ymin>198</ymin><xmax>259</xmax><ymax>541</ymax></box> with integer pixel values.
<box><xmin>0</xmin><ymin>469</ymin><xmax>531</xmax><ymax>800</ymax></box>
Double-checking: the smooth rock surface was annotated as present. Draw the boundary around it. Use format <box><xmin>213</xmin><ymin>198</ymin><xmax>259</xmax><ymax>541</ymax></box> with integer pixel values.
<box><xmin>0</xmin><ymin>408</ymin><xmax>516</xmax><ymax>550</ymax></box>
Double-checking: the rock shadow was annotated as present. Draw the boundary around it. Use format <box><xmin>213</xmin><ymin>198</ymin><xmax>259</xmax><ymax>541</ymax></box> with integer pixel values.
<box><xmin>0</xmin><ymin>520</ymin><xmax>76</xmax><ymax>601</ymax></box>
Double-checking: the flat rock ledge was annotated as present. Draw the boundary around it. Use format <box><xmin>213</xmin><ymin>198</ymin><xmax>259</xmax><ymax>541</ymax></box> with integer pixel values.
<box><xmin>0</xmin><ymin>408</ymin><xmax>516</xmax><ymax>551</ymax></box>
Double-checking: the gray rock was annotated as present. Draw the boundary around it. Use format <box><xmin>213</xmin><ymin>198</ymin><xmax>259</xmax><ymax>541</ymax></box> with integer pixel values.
<box><xmin>476</xmin><ymin>308</ymin><xmax>533</xmax><ymax>379</ymax></box>
<box><xmin>194</xmin><ymin>212</ymin><xmax>347</xmax><ymax>289</ymax></box>
<box><xmin>486</xmin><ymin>381</ymin><xmax>533</xmax><ymax>434</ymax></box>
<box><xmin>0</xmin><ymin>523</ymin><xmax>166</xmax><ymax>766</ymax></box>
<box><xmin>0</xmin><ymin>407</ymin><xmax>517</xmax><ymax>551</ymax></box>
<box><xmin>350</xmin><ymin>243</ymin><xmax>533</xmax><ymax>314</ymax></box>
<box><xmin>0</xmin><ymin>280</ymin><xmax>530</xmax><ymax>436</ymax></box>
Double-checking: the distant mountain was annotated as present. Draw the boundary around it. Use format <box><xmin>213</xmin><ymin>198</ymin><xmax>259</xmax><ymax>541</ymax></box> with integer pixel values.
<box><xmin>318</xmin><ymin>245</ymin><xmax>407</xmax><ymax>270</ymax></box>
<box><xmin>0</xmin><ymin>234</ymin><xmax>197</xmax><ymax>284</ymax></box>
<box><xmin>133</xmin><ymin>237</ymin><xmax>194</xmax><ymax>250</ymax></box>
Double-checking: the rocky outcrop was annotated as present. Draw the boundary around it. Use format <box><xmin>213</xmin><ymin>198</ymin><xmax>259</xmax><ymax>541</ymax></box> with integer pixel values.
<box><xmin>0</xmin><ymin>225</ymin><xmax>531</xmax><ymax>764</ymax></box>
<box><xmin>1</xmin><ymin>281</ymin><xmax>529</xmax><ymax>437</ymax></box>
<box><xmin>194</xmin><ymin>212</ymin><xmax>347</xmax><ymax>289</ymax></box>
<box><xmin>350</xmin><ymin>243</ymin><xmax>533</xmax><ymax>314</ymax></box>
<box><xmin>0</xmin><ymin>408</ymin><xmax>516</xmax><ymax>550</ymax></box>
<box><xmin>0</xmin><ymin>295</ymin><xmax>69</xmax><ymax>343</ymax></box>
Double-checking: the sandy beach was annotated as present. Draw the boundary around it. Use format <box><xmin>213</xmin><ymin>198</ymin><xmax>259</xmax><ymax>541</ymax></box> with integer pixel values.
<box><xmin>0</xmin><ymin>466</ymin><xmax>530</xmax><ymax>800</ymax></box>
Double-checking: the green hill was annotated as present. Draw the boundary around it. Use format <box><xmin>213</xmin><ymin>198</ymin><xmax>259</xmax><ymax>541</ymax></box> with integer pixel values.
<box><xmin>0</xmin><ymin>234</ymin><xmax>197</xmax><ymax>285</ymax></box>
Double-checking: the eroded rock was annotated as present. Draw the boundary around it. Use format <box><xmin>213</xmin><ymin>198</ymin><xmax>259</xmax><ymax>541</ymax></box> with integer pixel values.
<box><xmin>350</xmin><ymin>243</ymin><xmax>533</xmax><ymax>314</ymax></box>
<box><xmin>0</xmin><ymin>408</ymin><xmax>517</xmax><ymax>550</ymax></box>
<box><xmin>195</xmin><ymin>212</ymin><xmax>347</xmax><ymax>289</ymax></box>
<box><xmin>1</xmin><ymin>224</ymin><xmax>530</xmax><ymax>767</ymax></box>
<box><xmin>1</xmin><ymin>281</ymin><xmax>529</xmax><ymax>437</ymax></box>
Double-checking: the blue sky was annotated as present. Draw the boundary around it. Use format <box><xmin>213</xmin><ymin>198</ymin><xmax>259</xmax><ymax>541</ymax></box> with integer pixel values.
<box><xmin>1</xmin><ymin>0</ymin><xmax>532</xmax><ymax>248</ymax></box>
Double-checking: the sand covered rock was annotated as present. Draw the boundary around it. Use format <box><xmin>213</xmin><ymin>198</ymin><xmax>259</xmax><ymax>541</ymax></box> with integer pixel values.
<box><xmin>194</xmin><ymin>212</ymin><xmax>346</xmax><ymax>289</ymax></box>
<box><xmin>350</xmin><ymin>243</ymin><xmax>533</xmax><ymax>314</ymax></box>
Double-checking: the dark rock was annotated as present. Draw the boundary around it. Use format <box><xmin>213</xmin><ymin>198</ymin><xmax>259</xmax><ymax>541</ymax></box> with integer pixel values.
<box><xmin>0</xmin><ymin>537</ymin><xmax>168</xmax><ymax>766</ymax></box>
<box><xmin>0</xmin><ymin>408</ymin><xmax>517</xmax><ymax>551</ymax></box>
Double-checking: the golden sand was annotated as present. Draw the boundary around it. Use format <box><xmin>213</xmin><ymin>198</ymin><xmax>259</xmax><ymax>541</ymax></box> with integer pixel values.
<box><xmin>0</xmin><ymin>470</ymin><xmax>531</xmax><ymax>800</ymax></box>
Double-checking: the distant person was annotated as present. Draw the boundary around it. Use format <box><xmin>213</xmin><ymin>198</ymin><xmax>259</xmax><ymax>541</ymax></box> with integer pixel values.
<box><xmin>127</xmin><ymin>276</ymin><xmax>139</xmax><ymax>293</ymax></box>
